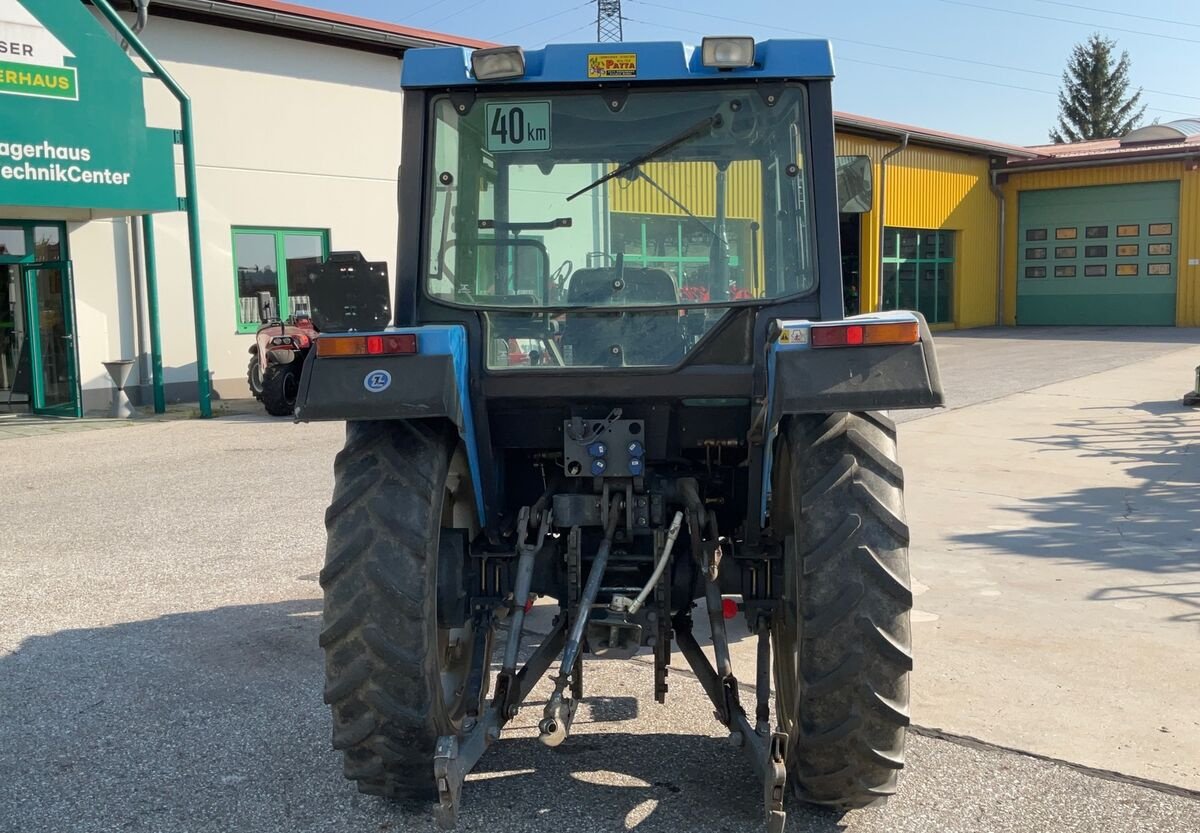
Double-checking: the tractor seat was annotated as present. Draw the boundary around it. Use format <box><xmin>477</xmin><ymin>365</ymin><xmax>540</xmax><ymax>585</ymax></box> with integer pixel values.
<box><xmin>562</xmin><ymin>266</ymin><xmax>684</xmax><ymax>366</ymax></box>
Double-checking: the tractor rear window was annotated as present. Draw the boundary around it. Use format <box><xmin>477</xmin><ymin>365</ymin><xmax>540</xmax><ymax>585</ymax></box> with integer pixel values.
<box><xmin>424</xmin><ymin>85</ymin><xmax>817</xmax><ymax>324</ymax></box>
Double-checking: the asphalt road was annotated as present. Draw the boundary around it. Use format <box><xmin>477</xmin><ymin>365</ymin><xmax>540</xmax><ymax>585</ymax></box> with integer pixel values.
<box><xmin>1</xmin><ymin>327</ymin><xmax>1198</xmax><ymax>833</ymax></box>
<box><xmin>898</xmin><ymin>325</ymin><xmax>1198</xmax><ymax>420</ymax></box>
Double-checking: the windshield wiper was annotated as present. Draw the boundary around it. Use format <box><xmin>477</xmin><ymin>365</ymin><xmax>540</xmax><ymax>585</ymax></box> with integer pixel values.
<box><xmin>633</xmin><ymin>168</ymin><xmax>719</xmax><ymax>239</ymax></box>
<box><xmin>565</xmin><ymin>112</ymin><xmax>723</xmax><ymax>202</ymax></box>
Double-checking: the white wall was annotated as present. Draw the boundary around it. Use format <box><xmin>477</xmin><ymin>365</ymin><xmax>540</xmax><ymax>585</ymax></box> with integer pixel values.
<box><xmin>69</xmin><ymin>12</ymin><xmax>404</xmax><ymax>403</ymax></box>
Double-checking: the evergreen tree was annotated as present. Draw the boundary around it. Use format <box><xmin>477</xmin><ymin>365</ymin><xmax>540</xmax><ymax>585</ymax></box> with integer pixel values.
<box><xmin>1050</xmin><ymin>33</ymin><xmax>1145</xmax><ymax>143</ymax></box>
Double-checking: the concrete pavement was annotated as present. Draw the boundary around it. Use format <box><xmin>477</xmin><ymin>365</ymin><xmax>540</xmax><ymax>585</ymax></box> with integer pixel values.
<box><xmin>904</xmin><ymin>336</ymin><xmax>1200</xmax><ymax>788</ymax></box>
<box><xmin>1</xmin><ymin>327</ymin><xmax>1199</xmax><ymax>832</ymax></box>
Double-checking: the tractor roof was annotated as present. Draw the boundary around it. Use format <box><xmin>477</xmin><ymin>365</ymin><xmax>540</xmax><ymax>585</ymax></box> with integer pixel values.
<box><xmin>401</xmin><ymin>40</ymin><xmax>835</xmax><ymax>89</ymax></box>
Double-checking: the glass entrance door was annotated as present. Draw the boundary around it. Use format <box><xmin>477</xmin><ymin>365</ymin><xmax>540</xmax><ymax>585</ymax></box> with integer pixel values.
<box><xmin>20</xmin><ymin>261</ymin><xmax>81</xmax><ymax>417</ymax></box>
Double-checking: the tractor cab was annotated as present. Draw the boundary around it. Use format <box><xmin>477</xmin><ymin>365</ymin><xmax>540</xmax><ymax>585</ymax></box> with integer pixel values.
<box><xmin>401</xmin><ymin>39</ymin><xmax>844</xmax><ymax>370</ymax></box>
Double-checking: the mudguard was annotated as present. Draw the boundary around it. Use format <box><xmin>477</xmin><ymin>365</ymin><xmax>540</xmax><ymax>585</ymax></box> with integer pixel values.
<box><xmin>767</xmin><ymin>310</ymin><xmax>943</xmax><ymax>417</ymax></box>
<box><xmin>760</xmin><ymin>310</ymin><xmax>943</xmax><ymax>525</ymax></box>
<box><xmin>294</xmin><ymin>324</ymin><xmax>486</xmax><ymax>523</ymax></box>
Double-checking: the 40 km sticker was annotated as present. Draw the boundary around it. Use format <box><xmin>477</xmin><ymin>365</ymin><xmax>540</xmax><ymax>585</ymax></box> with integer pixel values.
<box><xmin>484</xmin><ymin>101</ymin><xmax>551</xmax><ymax>152</ymax></box>
<box><xmin>363</xmin><ymin>369</ymin><xmax>392</xmax><ymax>393</ymax></box>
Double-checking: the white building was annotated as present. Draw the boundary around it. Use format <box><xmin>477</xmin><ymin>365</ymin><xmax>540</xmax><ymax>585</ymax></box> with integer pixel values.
<box><xmin>0</xmin><ymin>0</ymin><xmax>484</xmax><ymax>414</ymax></box>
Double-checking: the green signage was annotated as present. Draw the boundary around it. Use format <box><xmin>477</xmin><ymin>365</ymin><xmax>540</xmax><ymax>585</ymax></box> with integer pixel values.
<box><xmin>0</xmin><ymin>59</ymin><xmax>77</xmax><ymax>100</ymax></box>
<box><xmin>0</xmin><ymin>0</ymin><xmax>177</xmax><ymax>214</ymax></box>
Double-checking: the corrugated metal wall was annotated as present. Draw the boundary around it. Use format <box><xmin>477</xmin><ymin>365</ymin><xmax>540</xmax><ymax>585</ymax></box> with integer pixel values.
<box><xmin>836</xmin><ymin>134</ymin><xmax>1000</xmax><ymax>327</ymax></box>
<box><xmin>608</xmin><ymin>160</ymin><xmax>762</xmax><ymax>220</ymax></box>
<box><xmin>1001</xmin><ymin>161</ymin><xmax>1200</xmax><ymax>326</ymax></box>
<box><xmin>607</xmin><ymin>135</ymin><xmax>1001</xmax><ymax>326</ymax></box>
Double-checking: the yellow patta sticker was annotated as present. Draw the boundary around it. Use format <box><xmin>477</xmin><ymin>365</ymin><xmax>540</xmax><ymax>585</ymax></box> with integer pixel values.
<box><xmin>588</xmin><ymin>53</ymin><xmax>637</xmax><ymax>78</ymax></box>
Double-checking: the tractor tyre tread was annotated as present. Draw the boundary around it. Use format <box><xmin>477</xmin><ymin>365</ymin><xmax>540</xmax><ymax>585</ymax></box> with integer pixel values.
<box><xmin>260</xmin><ymin>363</ymin><xmax>298</xmax><ymax>417</ymax></box>
<box><xmin>247</xmin><ymin>352</ymin><xmax>264</xmax><ymax>401</ymax></box>
<box><xmin>320</xmin><ymin>419</ymin><xmax>453</xmax><ymax>802</ymax></box>
<box><xmin>781</xmin><ymin>411</ymin><xmax>912</xmax><ymax>810</ymax></box>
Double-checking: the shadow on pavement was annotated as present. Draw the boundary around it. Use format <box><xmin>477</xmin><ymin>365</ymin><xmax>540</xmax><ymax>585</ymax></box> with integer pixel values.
<box><xmin>469</xmin><ymin>734</ymin><xmax>849</xmax><ymax>833</ymax></box>
<box><xmin>0</xmin><ymin>598</ymin><xmax>848</xmax><ymax>833</ymax></box>
<box><xmin>951</xmin><ymin>407</ymin><xmax>1200</xmax><ymax>576</ymax></box>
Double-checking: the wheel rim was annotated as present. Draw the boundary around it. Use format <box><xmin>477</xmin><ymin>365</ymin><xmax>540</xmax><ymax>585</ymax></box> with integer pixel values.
<box><xmin>437</xmin><ymin>621</ymin><xmax>488</xmax><ymax>722</ymax></box>
<box><xmin>771</xmin><ymin>533</ymin><xmax>802</xmax><ymax>741</ymax></box>
<box><xmin>283</xmin><ymin>369</ymin><xmax>299</xmax><ymax>404</ymax></box>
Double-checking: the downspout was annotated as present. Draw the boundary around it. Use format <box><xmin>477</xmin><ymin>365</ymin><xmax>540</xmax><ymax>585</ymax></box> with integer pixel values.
<box><xmin>142</xmin><ymin>216</ymin><xmax>167</xmax><ymax>413</ymax></box>
<box><xmin>94</xmin><ymin>0</ymin><xmax>212</xmax><ymax>418</ymax></box>
<box><xmin>124</xmin><ymin>1</ymin><xmax>155</xmax><ymax>406</ymax></box>
<box><xmin>988</xmin><ymin>166</ymin><xmax>1006</xmax><ymax>327</ymax></box>
<box><xmin>877</xmin><ymin>133</ymin><xmax>908</xmax><ymax>311</ymax></box>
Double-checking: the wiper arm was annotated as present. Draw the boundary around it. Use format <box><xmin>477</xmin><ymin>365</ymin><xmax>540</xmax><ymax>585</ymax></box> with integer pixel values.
<box><xmin>633</xmin><ymin>168</ymin><xmax>719</xmax><ymax>240</ymax></box>
<box><xmin>565</xmin><ymin>112</ymin><xmax>723</xmax><ymax>202</ymax></box>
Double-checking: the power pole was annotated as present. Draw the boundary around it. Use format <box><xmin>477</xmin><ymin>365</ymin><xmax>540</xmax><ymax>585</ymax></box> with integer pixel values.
<box><xmin>597</xmin><ymin>0</ymin><xmax>623</xmax><ymax>42</ymax></box>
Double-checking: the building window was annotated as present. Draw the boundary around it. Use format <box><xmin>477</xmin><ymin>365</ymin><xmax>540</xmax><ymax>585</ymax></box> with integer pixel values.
<box><xmin>1054</xmin><ymin>246</ymin><xmax>1076</xmax><ymax>258</ymax></box>
<box><xmin>881</xmin><ymin>228</ymin><xmax>954</xmax><ymax>324</ymax></box>
<box><xmin>1055</xmin><ymin>227</ymin><xmax>1078</xmax><ymax>240</ymax></box>
<box><xmin>1054</xmin><ymin>265</ymin><xmax>1076</xmax><ymax>277</ymax></box>
<box><xmin>232</xmin><ymin>227</ymin><xmax>329</xmax><ymax>332</ymax></box>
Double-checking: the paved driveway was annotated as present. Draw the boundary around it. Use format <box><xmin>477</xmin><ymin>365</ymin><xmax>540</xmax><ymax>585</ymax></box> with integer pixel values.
<box><xmin>1</xmin><ymin>327</ymin><xmax>1198</xmax><ymax>832</ymax></box>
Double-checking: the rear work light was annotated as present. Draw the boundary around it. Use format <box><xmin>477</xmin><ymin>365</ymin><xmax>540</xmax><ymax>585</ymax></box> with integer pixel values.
<box><xmin>315</xmin><ymin>333</ymin><xmax>418</xmax><ymax>357</ymax></box>
<box><xmin>471</xmin><ymin>45</ymin><xmax>526</xmax><ymax>81</ymax></box>
<box><xmin>701</xmin><ymin>37</ymin><xmax>756</xmax><ymax>69</ymax></box>
<box><xmin>810</xmin><ymin>321</ymin><xmax>920</xmax><ymax>348</ymax></box>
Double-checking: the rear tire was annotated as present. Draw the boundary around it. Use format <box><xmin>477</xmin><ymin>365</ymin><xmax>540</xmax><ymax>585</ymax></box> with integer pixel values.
<box><xmin>247</xmin><ymin>353</ymin><xmax>264</xmax><ymax>401</ymax></box>
<box><xmin>260</xmin><ymin>362</ymin><xmax>298</xmax><ymax>416</ymax></box>
<box><xmin>320</xmin><ymin>420</ymin><xmax>487</xmax><ymax>801</ymax></box>
<box><xmin>772</xmin><ymin>412</ymin><xmax>912</xmax><ymax>809</ymax></box>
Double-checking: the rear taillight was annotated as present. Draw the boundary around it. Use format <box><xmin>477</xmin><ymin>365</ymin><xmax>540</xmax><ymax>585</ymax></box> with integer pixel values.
<box><xmin>810</xmin><ymin>321</ymin><xmax>919</xmax><ymax>348</ymax></box>
<box><xmin>315</xmin><ymin>333</ymin><xmax>418</xmax><ymax>357</ymax></box>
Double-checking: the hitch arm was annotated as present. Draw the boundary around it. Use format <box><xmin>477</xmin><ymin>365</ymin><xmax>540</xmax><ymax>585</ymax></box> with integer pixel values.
<box><xmin>675</xmin><ymin>620</ymin><xmax>788</xmax><ymax>833</ymax></box>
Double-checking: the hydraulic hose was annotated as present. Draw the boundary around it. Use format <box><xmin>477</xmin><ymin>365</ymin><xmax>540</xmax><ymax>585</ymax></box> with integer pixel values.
<box><xmin>627</xmin><ymin>511</ymin><xmax>683</xmax><ymax>615</ymax></box>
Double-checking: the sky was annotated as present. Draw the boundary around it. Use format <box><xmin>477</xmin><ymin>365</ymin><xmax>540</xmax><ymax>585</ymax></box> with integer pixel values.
<box><xmin>310</xmin><ymin>0</ymin><xmax>1200</xmax><ymax>146</ymax></box>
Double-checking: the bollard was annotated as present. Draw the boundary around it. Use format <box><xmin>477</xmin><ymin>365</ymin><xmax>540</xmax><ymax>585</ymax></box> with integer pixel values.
<box><xmin>102</xmin><ymin>360</ymin><xmax>136</xmax><ymax>419</ymax></box>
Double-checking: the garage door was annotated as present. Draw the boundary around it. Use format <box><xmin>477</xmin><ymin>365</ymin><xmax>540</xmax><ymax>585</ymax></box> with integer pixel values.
<box><xmin>1017</xmin><ymin>181</ymin><xmax>1179</xmax><ymax>325</ymax></box>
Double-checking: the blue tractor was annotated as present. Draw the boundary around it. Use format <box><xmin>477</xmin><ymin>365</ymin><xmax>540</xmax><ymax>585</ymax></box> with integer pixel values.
<box><xmin>296</xmin><ymin>37</ymin><xmax>943</xmax><ymax>832</ymax></box>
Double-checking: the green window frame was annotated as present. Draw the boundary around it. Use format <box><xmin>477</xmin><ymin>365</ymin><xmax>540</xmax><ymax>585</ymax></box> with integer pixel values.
<box><xmin>881</xmin><ymin>228</ymin><xmax>954</xmax><ymax>325</ymax></box>
<box><xmin>232</xmin><ymin>226</ymin><xmax>330</xmax><ymax>333</ymax></box>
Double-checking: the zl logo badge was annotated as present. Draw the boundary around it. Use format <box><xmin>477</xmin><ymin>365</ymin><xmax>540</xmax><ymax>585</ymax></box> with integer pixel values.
<box><xmin>363</xmin><ymin>369</ymin><xmax>392</xmax><ymax>393</ymax></box>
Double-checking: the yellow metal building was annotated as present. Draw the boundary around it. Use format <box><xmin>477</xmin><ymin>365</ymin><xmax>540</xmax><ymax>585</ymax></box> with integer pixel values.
<box><xmin>608</xmin><ymin>112</ymin><xmax>1200</xmax><ymax>329</ymax></box>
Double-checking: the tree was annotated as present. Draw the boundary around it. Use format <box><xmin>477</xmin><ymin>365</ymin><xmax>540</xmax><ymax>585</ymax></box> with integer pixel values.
<box><xmin>1050</xmin><ymin>33</ymin><xmax>1145</xmax><ymax>143</ymax></box>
